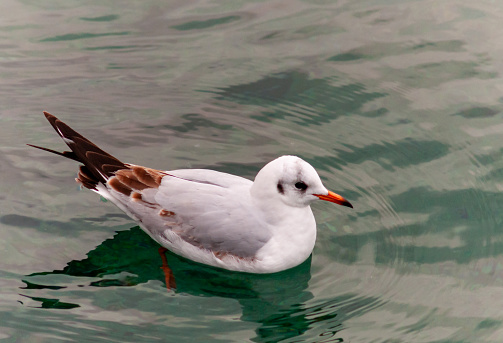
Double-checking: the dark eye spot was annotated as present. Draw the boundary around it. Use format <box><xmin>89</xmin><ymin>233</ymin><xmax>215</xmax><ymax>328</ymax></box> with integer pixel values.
<box><xmin>277</xmin><ymin>182</ymin><xmax>285</xmax><ymax>194</ymax></box>
<box><xmin>295</xmin><ymin>181</ymin><xmax>308</xmax><ymax>191</ymax></box>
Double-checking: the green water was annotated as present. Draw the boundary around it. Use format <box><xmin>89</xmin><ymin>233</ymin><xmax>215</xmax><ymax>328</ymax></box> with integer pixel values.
<box><xmin>2</xmin><ymin>0</ymin><xmax>503</xmax><ymax>341</ymax></box>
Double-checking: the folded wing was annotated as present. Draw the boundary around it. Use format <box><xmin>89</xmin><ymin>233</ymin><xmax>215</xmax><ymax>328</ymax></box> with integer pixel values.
<box><xmin>30</xmin><ymin>112</ymin><xmax>271</xmax><ymax>260</ymax></box>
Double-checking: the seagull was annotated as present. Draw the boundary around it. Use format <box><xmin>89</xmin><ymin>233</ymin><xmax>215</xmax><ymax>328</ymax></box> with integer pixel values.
<box><xmin>29</xmin><ymin>112</ymin><xmax>352</xmax><ymax>274</ymax></box>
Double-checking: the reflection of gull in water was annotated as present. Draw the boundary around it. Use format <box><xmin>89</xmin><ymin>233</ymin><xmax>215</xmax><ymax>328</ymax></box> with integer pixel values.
<box><xmin>21</xmin><ymin>227</ymin><xmax>324</xmax><ymax>341</ymax></box>
<box><xmin>29</xmin><ymin>112</ymin><xmax>352</xmax><ymax>274</ymax></box>
<box><xmin>20</xmin><ymin>228</ymin><xmax>385</xmax><ymax>342</ymax></box>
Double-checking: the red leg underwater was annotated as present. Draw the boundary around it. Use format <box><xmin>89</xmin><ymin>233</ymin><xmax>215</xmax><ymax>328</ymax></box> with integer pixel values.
<box><xmin>158</xmin><ymin>247</ymin><xmax>176</xmax><ymax>291</ymax></box>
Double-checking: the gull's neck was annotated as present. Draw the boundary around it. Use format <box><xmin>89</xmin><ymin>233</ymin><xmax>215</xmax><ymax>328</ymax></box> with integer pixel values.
<box><xmin>249</xmin><ymin>188</ymin><xmax>317</xmax><ymax>273</ymax></box>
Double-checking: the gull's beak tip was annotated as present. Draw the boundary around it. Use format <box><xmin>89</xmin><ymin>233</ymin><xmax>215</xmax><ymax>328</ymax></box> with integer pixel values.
<box><xmin>342</xmin><ymin>200</ymin><xmax>353</xmax><ymax>209</ymax></box>
<box><xmin>315</xmin><ymin>190</ymin><xmax>353</xmax><ymax>209</ymax></box>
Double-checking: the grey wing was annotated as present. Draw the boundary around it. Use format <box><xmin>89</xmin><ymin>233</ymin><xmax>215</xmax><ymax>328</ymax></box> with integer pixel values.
<box><xmin>166</xmin><ymin>169</ymin><xmax>252</xmax><ymax>188</ymax></box>
<box><xmin>153</xmin><ymin>172</ymin><xmax>272</xmax><ymax>258</ymax></box>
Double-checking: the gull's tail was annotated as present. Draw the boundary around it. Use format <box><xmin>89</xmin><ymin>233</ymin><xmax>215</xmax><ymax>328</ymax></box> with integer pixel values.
<box><xmin>28</xmin><ymin>112</ymin><xmax>128</xmax><ymax>190</ymax></box>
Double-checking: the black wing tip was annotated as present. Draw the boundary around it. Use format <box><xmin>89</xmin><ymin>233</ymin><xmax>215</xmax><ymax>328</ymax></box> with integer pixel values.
<box><xmin>27</xmin><ymin>143</ymin><xmax>79</xmax><ymax>161</ymax></box>
<box><xmin>43</xmin><ymin>111</ymin><xmax>56</xmax><ymax>123</ymax></box>
<box><xmin>33</xmin><ymin>111</ymin><xmax>128</xmax><ymax>184</ymax></box>
<box><xmin>27</xmin><ymin>143</ymin><xmax>61</xmax><ymax>155</ymax></box>
<box><xmin>41</xmin><ymin>111</ymin><xmax>64</xmax><ymax>140</ymax></box>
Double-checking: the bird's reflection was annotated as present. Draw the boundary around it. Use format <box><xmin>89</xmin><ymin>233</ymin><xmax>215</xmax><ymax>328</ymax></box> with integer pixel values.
<box><xmin>22</xmin><ymin>226</ymin><xmax>317</xmax><ymax>341</ymax></box>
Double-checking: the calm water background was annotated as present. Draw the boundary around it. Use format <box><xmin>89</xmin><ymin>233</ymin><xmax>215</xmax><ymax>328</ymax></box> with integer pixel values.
<box><xmin>2</xmin><ymin>0</ymin><xmax>503</xmax><ymax>341</ymax></box>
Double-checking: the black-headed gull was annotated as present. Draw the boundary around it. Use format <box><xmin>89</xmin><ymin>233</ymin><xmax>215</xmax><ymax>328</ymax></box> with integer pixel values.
<box><xmin>29</xmin><ymin>112</ymin><xmax>352</xmax><ymax>274</ymax></box>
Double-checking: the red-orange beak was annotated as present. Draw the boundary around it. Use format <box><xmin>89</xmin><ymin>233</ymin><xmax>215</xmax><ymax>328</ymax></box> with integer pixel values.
<box><xmin>315</xmin><ymin>190</ymin><xmax>353</xmax><ymax>208</ymax></box>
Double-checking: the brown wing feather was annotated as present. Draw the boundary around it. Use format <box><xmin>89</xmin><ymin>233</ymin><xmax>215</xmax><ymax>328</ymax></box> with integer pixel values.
<box><xmin>109</xmin><ymin>166</ymin><xmax>165</xmax><ymax>195</ymax></box>
<box><xmin>30</xmin><ymin>112</ymin><xmax>168</xmax><ymax>201</ymax></box>
<box><xmin>29</xmin><ymin>111</ymin><xmax>129</xmax><ymax>189</ymax></box>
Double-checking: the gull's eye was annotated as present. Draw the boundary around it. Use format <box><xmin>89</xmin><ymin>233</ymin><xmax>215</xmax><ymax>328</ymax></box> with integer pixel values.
<box><xmin>295</xmin><ymin>181</ymin><xmax>308</xmax><ymax>191</ymax></box>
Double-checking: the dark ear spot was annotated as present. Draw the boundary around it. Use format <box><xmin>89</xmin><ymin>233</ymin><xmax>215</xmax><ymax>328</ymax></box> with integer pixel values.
<box><xmin>277</xmin><ymin>182</ymin><xmax>284</xmax><ymax>194</ymax></box>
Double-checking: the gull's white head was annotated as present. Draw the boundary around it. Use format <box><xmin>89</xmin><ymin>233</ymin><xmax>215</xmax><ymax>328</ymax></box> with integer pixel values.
<box><xmin>251</xmin><ymin>155</ymin><xmax>353</xmax><ymax>209</ymax></box>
